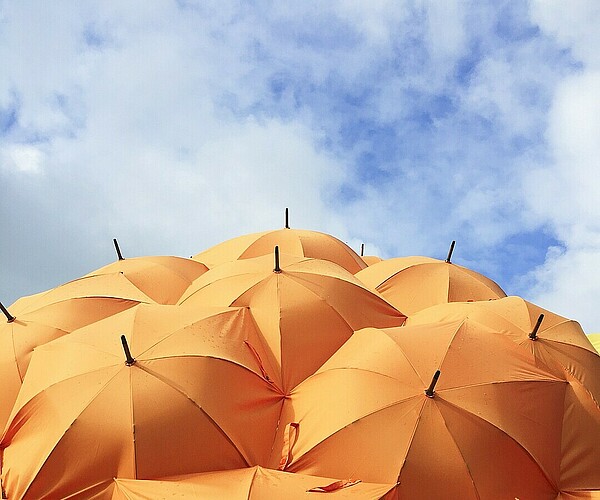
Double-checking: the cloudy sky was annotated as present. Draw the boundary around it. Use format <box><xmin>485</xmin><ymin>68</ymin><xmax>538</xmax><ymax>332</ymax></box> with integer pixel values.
<box><xmin>1</xmin><ymin>1</ymin><xmax>599</xmax><ymax>331</ymax></box>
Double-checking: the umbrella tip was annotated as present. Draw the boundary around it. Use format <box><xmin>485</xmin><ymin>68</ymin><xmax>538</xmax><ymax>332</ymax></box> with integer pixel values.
<box><xmin>529</xmin><ymin>314</ymin><xmax>544</xmax><ymax>340</ymax></box>
<box><xmin>274</xmin><ymin>245</ymin><xmax>282</xmax><ymax>273</ymax></box>
<box><xmin>445</xmin><ymin>240</ymin><xmax>456</xmax><ymax>263</ymax></box>
<box><xmin>285</xmin><ymin>207</ymin><xmax>290</xmax><ymax>229</ymax></box>
<box><xmin>120</xmin><ymin>334</ymin><xmax>136</xmax><ymax>366</ymax></box>
<box><xmin>425</xmin><ymin>370</ymin><xmax>441</xmax><ymax>398</ymax></box>
<box><xmin>360</xmin><ymin>243</ymin><xmax>365</xmax><ymax>257</ymax></box>
<box><xmin>113</xmin><ymin>238</ymin><xmax>124</xmax><ymax>261</ymax></box>
<box><xmin>0</xmin><ymin>300</ymin><xmax>15</xmax><ymax>323</ymax></box>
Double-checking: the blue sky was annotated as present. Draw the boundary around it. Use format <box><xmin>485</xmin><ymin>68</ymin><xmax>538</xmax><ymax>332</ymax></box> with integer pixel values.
<box><xmin>1</xmin><ymin>1</ymin><xmax>599</xmax><ymax>331</ymax></box>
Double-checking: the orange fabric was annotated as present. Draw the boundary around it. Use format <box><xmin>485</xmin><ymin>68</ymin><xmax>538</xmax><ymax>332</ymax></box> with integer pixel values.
<box><xmin>84</xmin><ymin>255</ymin><xmax>208</xmax><ymax>305</ymax></box>
<box><xmin>407</xmin><ymin>297</ymin><xmax>600</xmax><ymax>490</ymax></box>
<box><xmin>275</xmin><ymin>320</ymin><xmax>566</xmax><ymax>497</ymax></box>
<box><xmin>108</xmin><ymin>467</ymin><xmax>395</xmax><ymax>499</ymax></box>
<box><xmin>356</xmin><ymin>256</ymin><xmax>506</xmax><ymax>314</ymax></box>
<box><xmin>0</xmin><ymin>305</ymin><xmax>285</xmax><ymax>499</ymax></box>
<box><xmin>0</xmin><ymin>297</ymin><xmax>139</xmax><ymax>433</ymax></box>
<box><xmin>180</xmin><ymin>254</ymin><xmax>405</xmax><ymax>391</ymax></box>
<box><xmin>192</xmin><ymin>228</ymin><xmax>367</xmax><ymax>273</ymax></box>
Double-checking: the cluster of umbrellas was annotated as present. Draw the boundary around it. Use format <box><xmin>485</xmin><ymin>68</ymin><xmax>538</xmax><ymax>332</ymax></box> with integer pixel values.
<box><xmin>1</xmin><ymin>215</ymin><xmax>599</xmax><ymax>499</ymax></box>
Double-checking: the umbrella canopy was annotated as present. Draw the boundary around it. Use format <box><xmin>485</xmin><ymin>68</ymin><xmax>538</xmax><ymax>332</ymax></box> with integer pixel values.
<box><xmin>0</xmin><ymin>304</ymin><xmax>284</xmax><ymax>499</ymax></box>
<box><xmin>192</xmin><ymin>228</ymin><xmax>367</xmax><ymax>274</ymax></box>
<box><xmin>356</xmin><ymin>256</ymin><xmax>506</xmax><ymax>315</ymax></box>
<box><xmin>179</xmin><ymin>251</ymin><xmax>405</xmax><ymax>391</ymax></box>
<box><xmin>361</xmin><ymin>255</ymin><xmax>383</xmax><ymax>266</ymax></box>
<box><xmin>84</xmin><ymin>255</ymin><xmax>209</xmax><ymax>305</ymax></box>
<box><xmin>105</xmin><ymin>466</ymin><xmax>396</xmax><ymax>499</ymax></box>
<box><xmin>406</xmin><ymin>297</ymin><xmax>600</xmax><ymax>491</ymax></box>
<box><xmin>273</xmin><ymin>319</ymin><xmax>568</xmax><ymax>499</ymax></box>
<box><xmin>0</xmin><ymin>296</ymin><xmax>140</xmax><ymax>433</ymax></box>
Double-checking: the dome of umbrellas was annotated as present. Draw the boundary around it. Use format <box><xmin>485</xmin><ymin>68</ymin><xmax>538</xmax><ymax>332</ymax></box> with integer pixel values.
<box><xmin>1</xmin><ymin>214</ymin><xmax>600</xmax><ymax>499</ymax></box>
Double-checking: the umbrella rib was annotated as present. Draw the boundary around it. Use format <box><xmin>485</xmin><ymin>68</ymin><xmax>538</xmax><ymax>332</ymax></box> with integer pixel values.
<box><xmin>135</xmin><ymin>363</ymin><xmax>251</xmax><ymax>466</ymax></box>
<box><xmin>16</xmin><ymin>367</ymin><xmax>125</xmax><ymax>499</ymax></box>
<box><xmin>179</xmin><ymin>272</ymin><xmax>254</xmax><ymax>306</ymax></box>
<box><xmin>280</xmin><ymin>272</ymin><xmax>376</xmax><ymax>329</ymax></box>
<box><xmin>439</xmin><ymin>377</ymin><xmax>566</xmax><ymax>393</ymax></box>
<box><xmin>8</xmin><ymin>323</ymin><xmax>26</xmax><ymax>383</ymax></box>
<box><xmin>59</xmin><ymin>478</ymin><xmax>115</xmax><ymax>499</ymax></box>
<box><xmin>455</xmin><ymin>266</ymin><xmax>503</xmax><ymax>295</ymax></box>
<box><xmin>374</xmin><ymin>262</ymin><xmax>422</xmax><ymax>290</ymax></box>
<box><xmin>4</xmin><ymin>362</ymin><xmax>123</xmax><ymax>433</ymax></box>
<box><xmin>129</xmin><ymin>363</ymin><xmax>138</xmax><ymax>479</ymax></box>
<box><xmin>290</xmin><ymin>394</ymin><xmax>423</xmax><ymax>465</ymax></box>
<box><xmin>133</xmin><ymin>309</ymin><xmax>249</xmax><ymax>361</ymax></box>
<box><xmin>246</xmin><ymin>465</ymin><xmax>261</xmax><ymax>500</ymax></box>
<box><xmin>139</xmin><ymin>353</ymin><xmax>265</xmax><ymax>378</ymax></box>
<box><xmin>437</xmin><ymin>395</ymin><xmax>560</xmax><ymax>491</ymax></box>
<box><xmin>296</xmin><ymin>366</ymin><xmax>413</xmax><ymax>388</ymax></box>
<box><xmin>433</xmin><ymin>404</ymin><xmax>481</xmax><ymax>500</ymax></box>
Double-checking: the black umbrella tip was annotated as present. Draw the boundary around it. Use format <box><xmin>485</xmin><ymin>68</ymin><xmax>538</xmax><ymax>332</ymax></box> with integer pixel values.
<box><xmin>113</xmin><ymin>238</ymin><xmax>124</xmax><ymax>261</ymax></box>
<box><xmin>425</xmin><ymin>370</ymin><xmax>441</xmax><ymax>398</ymax></box>
<box><xmin>445</xmin><ymin>240</ymin><xmax>456</xmax><ymax>263</ymax></box>
<box><xmin>274</xmin><ymin>245</ymin><xmax>282</xmax><ymax>273</ymax></box>
<box><xmin>120</xmin><ymin>334</ymin><xmax>136</xmax><ymax>366</ymax></box>
<box><xmin>529</xmin><ymin>313</ymin><xmax>545</xmax><ymax>341</ymax></box>
<box><xmin>0</xmin><ymin>301</ymin><xmax>15</xmax><ymax>323</ymax></box>
<box><xmin>285</xmin><ymin>208</ymin><xmax>290</xmax><ymax>229</ymax></box>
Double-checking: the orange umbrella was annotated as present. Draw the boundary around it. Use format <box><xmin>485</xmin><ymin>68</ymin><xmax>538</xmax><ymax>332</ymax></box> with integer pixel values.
<box><xmin>362</xmin><ymin>255</ymin><xmax>383</xmax><ymax>266</ymax></box>
<box><xmin>407</xmin><ymin>297</ymin><xmax>600</xmax><ymax>492</ymax></box>
<box><xmin>0</xmin><ymin>296</ymin><xmax>140</xmax><ymax>433</ymax></box>
<box><xmin>193</xmin><ymin>228</ymin><xmax>367</xmax><ymax>274</ymax></box>
<box><xmin>105</xmin><ymin>466</ymin><xmax>396</xmax><ymax>499</ymax></box>
<box><xmin>274</xmin><ymin>319</ymin><xmax>568</xmax><ymax>498</ymax></box>
<box><xmin>0</xmin><ymin>304</ymin><xmax>284</xmax><ymax>499</ymax></box>
<box><xmin>358</xmin><ymin>243</ymin><xmax>382</xmax><ymax>267</ymax></box>
<box><xmin>355</xmin><ymin>252</ymin><xmax>506</xmax><ymax>315</ymax></box>
<box><xmin>179</xmin><ymin>250</ymin><xmax>405</xmax><ymax>391</ymax></box>
<box><xmin>84</xmin><ymin>252</ymin><xmax>209</xmax><ymax>305</ymax></box>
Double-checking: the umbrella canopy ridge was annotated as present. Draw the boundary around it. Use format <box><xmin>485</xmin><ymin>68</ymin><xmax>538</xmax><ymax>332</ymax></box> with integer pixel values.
<box><xmin>179</xmin><ymin>252</ymin><xmax>406</xmax><ymax>391</ymax></box>
<box><xmin>192</xmin><ymin>228</ymin><xmax>367</xmax><ymax>274</ymax></box>
<box><xmin>0</xmin><ymin>303</ymin><xmax>285</xmax><ymax>499</ymax></box>
<box><xmin>407</xmin><ymin>297</ymin><xmax>600</xmax><ymax>491</ymax></box>
<box><xmin>274</xmin><ymin>319</ymin><xmax>568</xmax><ymax>498</ymax></box>
<box><xmin>83</xmin><ymin>255</ymin><xmax>209</xmax><ymax>305</ymax></box>
<box><xmin>356</xmin><ymin>256</ymin><xmax>506</xmax><ymax>315</ymax></box>
<box><xmin>105</xmin><ymin>466</ymin><xmax>397</xmax><ymax>499</ymax></box>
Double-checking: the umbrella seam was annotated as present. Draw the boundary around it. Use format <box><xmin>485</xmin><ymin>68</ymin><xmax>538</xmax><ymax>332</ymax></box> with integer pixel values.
<box><xmin>135</xmin><ymin>363</ymin><xmax>252</xmax><ymax>467</ymax></box>
<box><xmin>433</xmin><ymin>402</ymin><xmax>482</xmax><ymax>499</ymax></box>
<box><xmin>3</xmin><ymin>362</ymin><xmax>123</xmax><ymax>433</ymax></box>
<box><xmin>139</xmin><ymin>353</ymin><xmax>269</xmax><ymax>379</ymax></box>
<box><xmin>288</xmin><ymin>394</ymin><xmax>423</xmax><ymax>467</ymax></box>
<box><xmin>59</xmin><ymin>478</ymin><xmax>114</xmax><ymax>499</ymax></box>
<box><xmin>438</xmin><ymin>391</ymin><xmax>562</xmax><ymax>491</ymax></box>
<box><xmin>16</xmin><ymin>367</ymin><xmax>125</xmax><ymax>499</ymax></box>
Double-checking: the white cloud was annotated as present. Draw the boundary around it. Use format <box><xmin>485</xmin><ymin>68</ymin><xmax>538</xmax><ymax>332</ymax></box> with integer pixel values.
<box><xmin>1</xmin><ymin>144</ymin><xmax>44</xmax><ymax>173</ymax></box>
<box><xmin>530</xmin><ymin>0</ymin><xmax>600</xmax><ymax>69</ymax></box>
<box><xmin>521</xmin><ymin>3</ymin><xmax>600</xmax><ymax>331</ymax></box>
